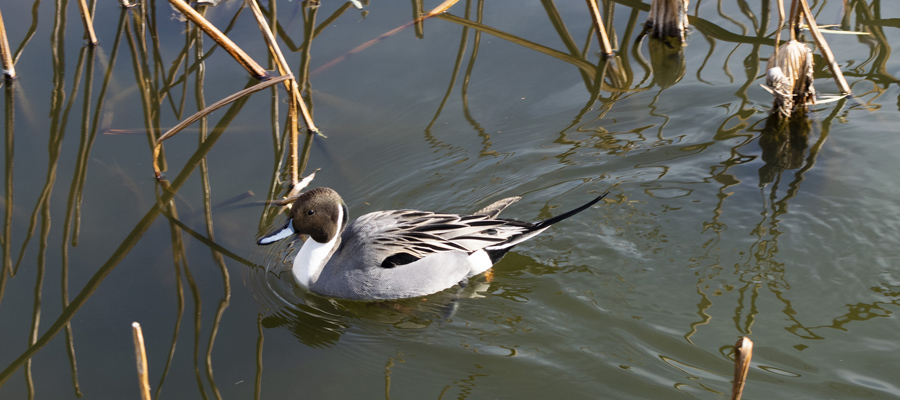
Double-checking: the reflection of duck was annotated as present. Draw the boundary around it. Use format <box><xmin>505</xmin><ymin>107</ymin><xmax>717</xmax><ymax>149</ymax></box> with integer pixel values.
<box><xmin>758</xmin><ymin>112</ymin><xmax>811</xmax><ymax>185</ymax></box>
<box><xmin>258</xmin><ymin>187</ymin><xmax>608</xmax><ymax>300</ymax></box>
<box><xmin>259</xmin><ymin>285</ymin><xmax>478</xmax><ymax>348</ymax></box>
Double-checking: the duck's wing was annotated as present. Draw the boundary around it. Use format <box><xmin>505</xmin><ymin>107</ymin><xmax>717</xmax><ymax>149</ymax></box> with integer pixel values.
<box><xmin>351</xmin><ymin>210</ymin><xmax>533</xmax><ymax>269</ymax></box>
<box><xmin>473</xmin><ymin>196</ymin><xmax>522</xmax><ymax>218</ymax></box>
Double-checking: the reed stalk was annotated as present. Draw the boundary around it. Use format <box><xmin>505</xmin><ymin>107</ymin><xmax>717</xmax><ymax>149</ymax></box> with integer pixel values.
<box><xmin>426</xmin><ymin>0</ymin><xmax>471</xmax><ymax>132</ymax></box>
<box><xmin>198</xmin><ymin>95</ymin><xmax>230</xmax><ymax>400</ymax></box>
<box><xmin>246</xmin><ymin>0</ymin><xmax>321</xmax><ymax>183</ymax></box>
<box><xmin>731</xmin><ymin>337</ymin><xmax>753</xmax><ymax>400</ymax></box>
<box><xmin>313</xmin><ymin>0</ymin><xmax>460</xmax><ymax>75</ymax></box>
<box><xmin>0</xmin><ymin>7</ymin><xmax>15</xmax><ymax>80</ymax></box>
<box><xmin>153</xmin><ymin>74</ymin><xmax>292</xmax><ymax>178</ymax></box>
<box><xmin>438</xmin><ymin>13</ymin><xmax>595</xmax><ymax>75</ymax></box>
<box><xmin>788</xmin><ymin>0</ymin><xmax>799</xmax><ymax>42</ymax></box>
<box><xmin>0</xmin><ymin>83</ymin><xmax>12</xmax><ymax>305</ymax></box>
<box><xmin>541</xmin><ymin>0</ymin><xmax>593</xmax><ymax>89</ymax></box>
<box><xmin>255</xmin><ymin>315</ymin><xmax>264</xmax><ymax>400</ymax></box>
<box><xmin>132</xmin><ymin>322</ymin><xmax>152</xmax><ymax>400</ymax></box>
<box><xmin>796</xmin><ymin>0</ymin><xmax>851</xmax><ymax>94</ymax></box>
<box><xmin>585</xmin><ymin>0</ymin><xmax>614</xmax><ymax>56</ymax></box>
<box><xmin>154</xmin><ymin>199</ymin><xmax>187</xmax><ymax>400</ymax></box>
<box><xmin>167</xmin><ymin>0</ymin><xmax>269</xmax><ymax>79</ymax></box>
<box><xmin>774</xmin><ymin>0</ymin><xmax>784</xmax><ymax>59</ymax></box>
<box><xmin>0</xmin><ymin>90</ymin><xmax>256</xmax><ymax>385</ymax></box>
<box><xmin>76</xmin><ymin>0</ymin><xmax>98</xmax><ymax>45</ymax></box>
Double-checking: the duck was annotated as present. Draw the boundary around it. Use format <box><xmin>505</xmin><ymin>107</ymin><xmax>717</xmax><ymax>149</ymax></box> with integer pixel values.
<box><xmin>258</xmin><ymin>187</ymin><xmax>608</xmax><ymax>300</ymax></box>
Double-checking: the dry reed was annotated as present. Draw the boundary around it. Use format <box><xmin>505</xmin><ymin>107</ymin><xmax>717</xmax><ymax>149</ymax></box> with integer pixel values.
<box><xmin>765</xmin><ymin>40</ymin><xmax>815</xmax><ymax>117</ymax></box>
<box><xmin>131</xmin><ymin>322</ymin><xmax>152</xmax><ymax>400</ymax></box>
<box><xmin>246</xmin><ymin>0</ymin><xmax>320</xmax><ymax>185</ymax></box>
<box><xmin>585</xmin><ymin>0</ymin><xmax>614</xmax><ymax>56</ymax></box>
<box><xmin>796</xmin><ymin>0</ymin><xmax>851</xmax><ymax>94</ymax></box>
<box><xmin>153</xmin><ymin>74</ymin><xmax>292</xmax><ymax>178</ymax></box>
<box><xmin>0</xmin><ymin>7</ymin><xmax>15</xmax><ymax>80</ymax></box>
<box><xmin>167</xmin><ymin>0</ymin><xmax>269</xmax><ymax>79</ymax></box>
<box><xmin>312</xmin><ymin>0</ymin><xmax>460</xmax><ymax>75</ymax></box>
<box><xmin>76</xmin><ymin>0</ymin><xmax>99</xmax><ymax>45</ymax></box>
<box><xmin>731</xmin><ymin>337</ymin><xmax>753</xmax><ymax>400</ymax></box>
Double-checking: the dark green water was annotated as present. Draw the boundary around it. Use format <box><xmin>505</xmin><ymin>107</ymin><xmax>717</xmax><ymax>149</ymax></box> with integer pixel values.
<box><xmin>1</xmin><ymin>0</ymin><xmax>899</xmax><ymax>398</ymax></box>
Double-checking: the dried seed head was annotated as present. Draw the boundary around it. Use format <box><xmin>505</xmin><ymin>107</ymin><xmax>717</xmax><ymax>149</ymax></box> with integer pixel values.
<box><xmin>765</xmin><ymin>40</ymin><xmax>816</xmax><ymax>117</ymax></box>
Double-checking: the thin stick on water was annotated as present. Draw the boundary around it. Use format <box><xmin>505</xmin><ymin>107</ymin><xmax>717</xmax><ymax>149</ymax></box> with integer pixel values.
<box><xmin>797</xmin><ymin>0</ymin><xmax>851</xmax><ymax>95</ymax></box>
<box><xmin>245</xmin><ymin>0</ymin><xmax>321</xmax><ymax>184</ymax></box>
<box><xmin>77</xmin><ymin>0</ymin><xmax>99</xmax><ymax>45</ymax></box>
<box><xmin>788</xmin><ymin>0</ymin><xmax>798</xmax><ymax>42</ymax></box>
<box><xmin>167</xmin><ymin>0</ymin><xmax>269</xmax><ymax>79</ymax></box>
<box><xmin>153</xmin><ymin>74</ymin><xmax>292</xmax><ymax>178</ymax></box>
<box><xmin>132</xmin><ymin>322</ymin><xmax>152</xmax><ymax>400</ymax></box>
<box><xmin>312</xmin><ymin>0</ymin><xmax>460</xmax><ymax>75</ymax></box>
<box><xmin>774</xmin><ymin>0</ymin><xmax>785</xmax><ymax>60</ymax></box>
<box><xmin>0</xmin><ymin>7</ymin><xmax>15</xmax><ymax>80</ymax></box>
<box><xmin>585</xmin><ymin>0</ymin><xmax>614</xmax><ymax>56</ymax></box>
<box><xmin>731</xmin><ymin>337</ymin><xmax>753</xmax><ymax>400</ymax></box>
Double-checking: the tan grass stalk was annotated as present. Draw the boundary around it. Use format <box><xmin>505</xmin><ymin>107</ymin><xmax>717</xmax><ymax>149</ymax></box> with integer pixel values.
<box><xmin>797</xmin><ymin>0</ymin><xmax>851</xmax><ymax>94</ymax></box>
<box><xmin>153</xmin><ymin>74</ymin><xmax>292</xmax><ymax>178</ymax></box>
<box><xmin>77</xmin><ymin>0</ymin><xmax>99</xmax><ymax>45</ymax></box>
<box><xmin>585</xmin><ymin>0</ymin><xmax>613</xmax><ymax>56</ymax></box>
<box><xmin>788</xmin><ymin>0</ymin><xmax>797</xmax><ymax>41</ymax></box>
<box><xmin>167</xmin><ymin>0</ymin><xmax>269</xmax><ymax>79</ymax></box>
<box><xmin>246</xmin><ymin>0</ymin><xmax>321</xmax><ymax>184</ymax></box>
<box><xmin>0</xmin><ymin>7</ymin><xmax>15</xmax><ymax>80</ymax></box>
<box><xmin>132</xmin><ymin>322</ymin><xmax>152</xmax><ymax>400</ymax></box>
<box><xmin>731</xmin><ymin>337</ymin><xmax>753</xmax><ymax>400</ymax></box>
<box><xmin>438</xmin><ymin>14</ymin><xmax>595</xmax><ymax>75</ymax></box>
<box><xmin>774</xmin><ymin>0</ymin><xmax>785</xmax><ymax>58</ymax></box>
<box><xmin>313</xmin><ymin>0</ymin><xmax>460</xmax><ymax>75</ymax></box>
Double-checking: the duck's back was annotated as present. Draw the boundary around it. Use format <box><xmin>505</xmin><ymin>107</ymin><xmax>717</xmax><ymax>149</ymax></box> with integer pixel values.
<box><xmin>310</xmin><ymin>211</ymin><xmax>476</xmax><ymax>299</ymax></box>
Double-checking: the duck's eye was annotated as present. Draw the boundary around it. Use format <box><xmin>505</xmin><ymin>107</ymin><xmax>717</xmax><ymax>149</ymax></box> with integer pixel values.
<box><xmin>306</xmin><ymin>209</ymin><xmax>315</xmax><ymax>216</ymax></box>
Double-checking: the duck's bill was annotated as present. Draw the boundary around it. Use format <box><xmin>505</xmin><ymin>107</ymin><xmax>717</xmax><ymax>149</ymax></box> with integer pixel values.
<box><xmin>257</xmin><ymin>221</ymin><xmax>295</xmax><ymax>245</ymax></box>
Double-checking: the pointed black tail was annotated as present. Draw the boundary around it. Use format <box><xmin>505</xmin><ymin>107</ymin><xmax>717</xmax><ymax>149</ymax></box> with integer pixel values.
<box><xmin>533</xmin><ymin>190</ymin><xmax>609</xmax><ymax>230</ymax></box>
<box><xmin>484</xmin><ymin>190</ymin><xmax>610</xmax><ymax>263</ymax></box>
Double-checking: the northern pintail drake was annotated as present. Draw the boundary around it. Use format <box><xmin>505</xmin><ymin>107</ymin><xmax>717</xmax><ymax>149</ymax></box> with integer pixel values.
<box><xmin>258</xmin><ymin>187</ymin><xmax>608</xmax><ymax>300</ymax></box>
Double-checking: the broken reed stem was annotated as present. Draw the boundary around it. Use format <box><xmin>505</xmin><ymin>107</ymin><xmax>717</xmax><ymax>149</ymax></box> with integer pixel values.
<box><xmin>153</xmin><ymin>74</ymin><xmax>292</xmax><ymax>178</ymax></box>
<box><xmin>774</xmin><ymin>0</ymin><xmax>785</xmax><ymax>60</ymax></box>
<box><xmin>77</xmin><ymin>0</ymin><xmax>99</xmax><ymax>45</ymax></box>
<box><xmin>425</xmin><ymin>0</ymin><xmax>461</xmax><ymax>19</ymax></box>
<box><xmin>788</xmin><ymin>0</ymin><xmax>799</xmax><ymax>41</ymax></box>
<box><xmin>168</xmin><ymin>0</ymin><xmax>269</xmax><ymax>79</ymax></box>
<box><xmin>731</xmin><ymin>337</ymin><xmax>753</xmax><ymax>400</ymax></box>
<box><xmin>585</xmin><ymin>0</ymin><xmax>614</xmax><ymax>56</ymax></box>
<box><xmin>0</xmin><ymin>7</ymin><xmax>15</xmax><ymax>80</ymax></box>
<box><xmin>312</xmin><ymin>0</ymin><xmax>460</xmax><ymax>75</ymax></box>
<box><xmin>246</xmin><ymin>0</ymin><xmax>319</xmax><ymax>184</ymax></box>
<box><xmin>131</xmin><ymin>322</ymin><xmax>151</xmax><ymax>400</ymax></box>
<box><xmin>797</xmin><ymin>0</ymin><xmax>851</xmax><ymax>95</ymax></box>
